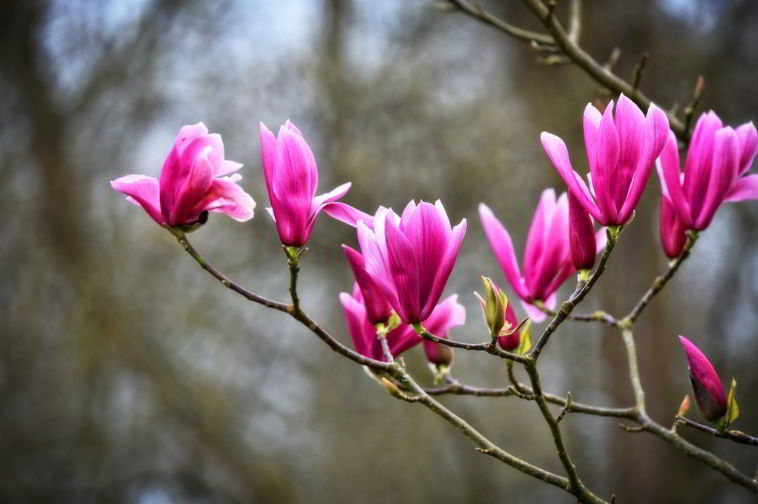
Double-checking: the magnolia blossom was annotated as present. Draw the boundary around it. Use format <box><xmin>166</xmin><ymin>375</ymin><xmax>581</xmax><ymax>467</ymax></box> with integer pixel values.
<box><xmin>339</xmin><ymin>284</ymin><xmax>419</xmax><ymax>361</ymax></box>
<box><xmin>260</xmin><ymin>120</ymin><xmax>351</xmax><ymax>247</ymax></box>
<box><xmin>355</xmin><ymin>201</ymin><xmax>467</xmax><ymax>325</ymax></box>
<box><xmin>421</xmin><ymin>295</ymin><xmax>466</xmax><ymax>367</ymax></box>
<box><xmin>657</xmin><ymin>112</ymin><xmax>758</xmax><ymax>233</ymax></box>
<box><xmin>542</xmin><ymin>94</ymin><xmax>670</xmax><ymax>226</ymax></box>
<box><xmin>678</xmin><ymin>335</ymin><xmax>727</xmax><ymax>422</ymax></box>
<box><xmin>479</xmin><ymin>190</ymin><xmax>604</xmax><ymax>322</ymax></box>
<box><xmin>111</xmin><ymin>122</ymin><xmax>255</xmax><ymax>228</ymax></box>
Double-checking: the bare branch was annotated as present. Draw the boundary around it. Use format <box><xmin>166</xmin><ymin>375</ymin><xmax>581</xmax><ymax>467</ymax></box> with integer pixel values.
<box><xmin>676</xmin><ymin>416</ymin><xmax>758</xmax><ymax>447</ymax></box>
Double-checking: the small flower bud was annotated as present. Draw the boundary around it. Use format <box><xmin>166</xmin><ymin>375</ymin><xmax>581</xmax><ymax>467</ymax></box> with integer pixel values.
<box><xmin>678</xmin><ymin>336</ymin><xmax>727</xmax><ymax>423</ymax></box>
<box><xmin>677</xmin><ymin>395</ymin><xmax>691</xmax><ymax>417</ymax></box>
<box><xmin>476</xmin><ymin>276</ymin><xmax>506</xmax><ymax>339</ymax></box>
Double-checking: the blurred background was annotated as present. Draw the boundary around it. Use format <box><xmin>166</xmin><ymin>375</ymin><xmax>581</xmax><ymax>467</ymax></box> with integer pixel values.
<box><xmin>1</xmin><ymin>0</ymin><xmax>757</xmax><ymax>502</ymax></box>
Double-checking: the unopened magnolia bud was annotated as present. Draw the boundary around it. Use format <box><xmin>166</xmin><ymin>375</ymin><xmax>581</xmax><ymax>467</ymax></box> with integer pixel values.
<box><xmin>677</xmin><ymin>395</ymin><xmax>691</xmax><ymax>417</ymax></box>
<box><xmin>476</xmin><ymin>276</ymin><xmax>507</xmax><ymax>339</ymax></box>
<box><xmin>678</xmin><ymin>336</ymin><xmax>727</xmax><ymax>423</ymax></box>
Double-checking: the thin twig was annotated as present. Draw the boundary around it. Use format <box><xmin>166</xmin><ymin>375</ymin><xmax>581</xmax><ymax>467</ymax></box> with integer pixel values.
<box><xmin>536</xmin><ymin>305</ymin><xmax>619</xmax><ymax>326</ymax></box>
<box><xmin>173</xmin><ymin>231</ymin><xmax>395</xmax><ymax>374</ymax></box>
<box><xmin>524</xmin><ymin>361</ymin><xmax>605</xmax><ymax>503</ymax></box>
<box><xmin>418</xmin><ymin>329</ymin><xmax>531</xmax><ymax>364</ymax></box>
<box><xmin>621</xmin><ymin>232</ymin><xmax>698</xmax><ymax>325</ymax></box>
<box><xmin>631</xmin><ymin>52</ymin><xmax>649</xmax><ymax>92</ymax></box>
<box><xmin>555</xmin><ymin>392</ymin><xmax>573</xmax><ymax>424</ymax></box>
<box><xmin>445</xmin><ymin>0</ymin><xmax>555</xmax><ymax>47</ymax></box>
<box><xmin>531</xmin><ymin>228</ymin><xmax>617</xmax><ymax>359</ymax></box>
<box><xmin>683</xmin><ymin>76</ymin><xmax>706</xmax><ymax>137</ymax></box>
<box><xmin>676</xmin><ymin>416</ymin><xmax>758</xmax><ymax>447</ymax></box>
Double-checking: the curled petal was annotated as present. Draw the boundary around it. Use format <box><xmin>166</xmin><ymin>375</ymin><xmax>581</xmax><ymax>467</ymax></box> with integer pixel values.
<box><xmin>202</xmin><ymin>176</ymin><xmax>256</xmax><ymax>222</ymax></box>
<box><xmin>422</xmin><ymin>219</ymin><xmax>466</xmax><ymax>320</ymax></box>
<box><xmin>568</xmin><ymin>190</ymin><xmax>597</xmax><ymax>270</ymax></box>
<box><xmin>322</xmin><ymin>202</ymin><xmax>375</xmax><ymax>228</ymax></box>
<box><xmin>111</xmin><ymin>175</ymin><xmax>165</xmax><ymax>225</ymax></box>
<box><xmin>594</xmin><ymin>101</ymin><xmax>621</xmax><ymax>222</ymax></box>
<box><xmin>658</xmin><ymin>131</ymin><xmax>693</xmax><ymax>228</ymax></box>
<box><xmin>736</xmin><ymin>122</ymin><xmax>758</xmax><ymax>175</ymax></box>
<box><xmin>523</xmin><ymin>189</ymin><xmax>556</xmax><ymax>289</ymax></box>
<box><xmin>540</xmin><ymin>132</ymin><xmax>604</xmax><ymax>222</ymax></box>
<box><xmin>384</xmin><ymin>216</ymin><xmax>421</xmax><ymax>323</ymax></box>
<box><xmin>725</xmin><ymin>174</ymin><xmax>758</xmax><ymax>202</ymax></box>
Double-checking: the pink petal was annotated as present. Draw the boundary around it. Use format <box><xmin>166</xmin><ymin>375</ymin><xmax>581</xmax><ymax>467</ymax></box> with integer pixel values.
<box><xmin>159</xmin><ymin>124</ymin><xmax>208</xmax><ymax>216</ymax></box>
<box><xmin>201</xmin><ymin>176</ymin><xmax>256</xmax><ymax>222</ymax></box>
<box><xmin>595</xmin><ymin>228</ymin><xmax>607</xmax><ymax>253</ymax></box>
<box><xmin>387</xmin><ymin>325</ymin><xmax>422</xmax><ymax>357</ymax></box>
<box><xmin>683</xmin><ymin>112</ymin><xmax>723</xmax><ymax>220</ymax></box>
<box><xmin>422</xmin><ymin>294</ymin><xmax>466</xmax><ymax>338</ymax></box>
<box><xmin>339</xmin><ymin>292</ymin><xmax>382</xmax><ymax>361</ymax></box>
<box><xmin>521</xmin><ymin>299</ymin><xmax>547</xmax><ymax>323</ymax></box>
<box><xmin>568</xmin><ymin>190</ymin><xmax>597</xmax><ymax>270</ymax></box>
<box><xmin>593</xmin><ymin>101</ymin><xmax>621</xmax><ymax>223</ymax></box>
<box><xmin>660</xmin><ymin>196</ymin><xmax>687</xmax><ymax>259</ymax></box>
<box><xmin>403</xmin><ymin>202</ymin><xmax>452</xmax><ymax>312</ymax></box>
<box><xmin>523</xmin><ymin>189</ymin><xmax>556</xmax><ymax>290</ymax></box>
<box><xmin>111</xmin><ymin>174</ymin><xmax>165</xmax><ymax>225</ymax></box>
<box><xmin>725</xmin><ymin>174</ymin><xmax>758</xmax><ymax>202</ymax></box>
<box><xmin>422</xmin><ymin>218</ymin><xmax>466</xmax><ymax>321</ymax></box>
<box><xmin>530</xmin><ymin>193</ymin><xmax>570</xmax><ymax>298</ymax></box>
<box><xmin>694</xmin><ymin>127</ymin><xmax>739</xmax><ymax>230</ymax></box>
<box><xmin>216</xmin><ymin>160</ymin><xmax>243</xmax><ymax>177</ymax></box>
<box><xmin>678</xmin><ymin>335</ymin><xmax>727</xmax><ymax>422</ymax></box>
<box><xmin>169</xmin><ymin>147</ymin><xmax>215</xmax><ymax>225</ymax></box>
<box><xmin>736</xmin><ymin>122</ymin><xmax>758</xmax><ymax>175</ymax></box>
<box><xmin>322</xmin><ymin>202</ymin><xmax>375</xmax><ymax>228</ymax></box>
<box><xmin>617</xmin><ymin>102</ymin><xmax>670</xmax><ymax>224</ymax></box>
<box><xmin>384</xmin><ymin>216</ymin><xmax>421</xmax><ymax>324</ymax></box>
<box><xmin>342</xmin><ymin>245</ymin><xmax>392</xmax><ymax>324</ymax></box>
<box><xmin>357</xmin><ymin>221</ymin><xmax>401</xmax><ymax>319</ymax></box>
<box><xmin>283</xmin><ymin>120</ymin><xmax>319</xmax><ymax>197</ymax></box>
<box><xmin>583</xmin><ymin>103</ymin><xmax>602</xmax><ymax>175</ymax></box>
<box><xmin>658</xmin><ymin>131</ymin><xmax>693</xmax><ymax>228</ymax></box>
<box><xmin>478</xmin><ymin>204</ymin><xmax>529</xmax><ymax>300</ymax></box>
<box><xmin>540</xmin><ymin>132</ymin><xmax>604</xmax><ymax>222</ymax></box>
<box><xmin>309</xmin><ymin>182</ymin><xmax>351</xmax><ymax>218</ymax></box>
<box><xmin>613</xmin><ymin>95</ymin><xmax>645</xmax><ymax>207</ymax></box>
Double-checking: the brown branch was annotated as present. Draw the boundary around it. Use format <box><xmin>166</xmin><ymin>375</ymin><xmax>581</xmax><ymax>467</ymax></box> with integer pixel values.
<box><xmin>676</xmin><ymin>416</ymin><xmax>758</xmax><ymax>447</ymax></box>
<box><xmin>518</xmin><ymin>0</ymin><xmax>687</xmax><ymax>141</ymax></box>
<box><xmin>445</xmin><ymin>0</ymin><xmax>555</xmax><ymax>47</ymax></box>
<box><xmin>621</xmin><ymin>231</ymin><xmax>698</xmax><ymax>325</ymax></box>
<box><xmin>173</xmin><ymin>230</ymin><xmax>395</xmax><ymax>374</ymax></box>
<box><xmin>418</xmin><ymin>329</ymin><xmax>531</xmax><ymax>364</ymax></box>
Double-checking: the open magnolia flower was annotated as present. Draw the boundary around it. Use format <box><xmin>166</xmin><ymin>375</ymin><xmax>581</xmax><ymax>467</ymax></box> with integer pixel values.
<box><xmin>354</xmin><ymin>201</ymin><xmax>467</xmax><ymax>325</ymax></box>
<box><xmin>111</xmin><ymin>122</ymin><xmax>255</xmax><ymax>229</ymax></box>
<box><xmin>480</xmin><ymin>190</ymin><xmax>604</xmax><ymax>322</ymax></box>
<box><xmin>541</xmin><ymin>94</ymin><xmax>670</xmax><ymax>227</ymax></box>
<box><xmin>259</xmin><ymin>120</ymin><xmax>352</xmax><ymax>247</ymax></box>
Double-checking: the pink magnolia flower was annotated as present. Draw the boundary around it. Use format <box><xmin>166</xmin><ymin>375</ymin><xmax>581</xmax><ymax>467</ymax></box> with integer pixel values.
<box><xmin>111</xmin><ymin>122</ymin><xmax>255</xmax><ymax>228</ymax></box>
<box><xmin>355</xmin><ymin>201</ymin><xmax>466</xmax><ymax>325</ymax></box>
<box><xmin>342</xmin><ymin>245</ymin><xmax>392</xmax><ymax>325</ymax></box>
<box><xmin>339</xmin><ymin>284</ymin><xmax>419</xmax><ymax>362</ymax></box>
<box><xmin>480</xmin><ymin>190</ymin><xmax>604</xmax><ymax>322</ymax></box>
<box><xmin>657</xmin><ymin>112</ymin><xmax>758</xmax><ymax>231</ymax></box>
<box><xmin>259</xmin><ymin>120</ymin><xmax>352</xmax><ymax>247</ymax></box>
<box><xmin>678</xmin><ymin>335</ymin><xmax>727</xmax><ymax>423</ymax></box>
<box><xmin>421</xmin><ymin>295</ymin><xmax>466</xmax><ymax>367</ymax></box>
<box><xmin>541</xmin><ymin>94</ymin><xmax>670</xmax><ymax>226</ymax></box>
<box><xmin>659</xmin><ymin>195</ymin><xmax>687</xmax><ymax>259</ymax></box>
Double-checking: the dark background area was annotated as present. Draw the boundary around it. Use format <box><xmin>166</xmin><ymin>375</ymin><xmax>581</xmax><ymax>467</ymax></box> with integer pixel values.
<box><xmin>1</xmin><ymin>0</ymin><xmax>757</xmax><ymax>502</ymax></box>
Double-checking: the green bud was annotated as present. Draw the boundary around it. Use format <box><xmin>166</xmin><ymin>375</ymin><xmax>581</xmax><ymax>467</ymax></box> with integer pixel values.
<box><xmin>477</xmin><ymin>276</ymin><xmax>507</xmax><ymax>339</ymax></box>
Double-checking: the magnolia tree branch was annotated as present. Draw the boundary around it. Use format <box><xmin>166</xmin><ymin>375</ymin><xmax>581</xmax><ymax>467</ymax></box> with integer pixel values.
<box><xmin>173</xmin><ymin>230</ymin><xmax>604</xmax><ymax>500</ymax></box>
<box><xmin>418</xmin><ymin>329</ymin><xmax>531</xmax><ymax>364</ymax></box>
<box><xmin>621</xmin><ymin>232</ymin><xmax>699</xmax><ymax>325</ymax></box>
<box><xmin>444</xmin><ymin>0</ymin><xmax>688</xmax><ymax>140</ymax></box>
<box><xmin>675</xmin><ymin>416</ymin><xmax>758</xmax><ymax>447</ymax></box>
<box><xmin>443</xmin><ymin>0</ymin><xmax>555</xmax><ymax>48</ymax></box>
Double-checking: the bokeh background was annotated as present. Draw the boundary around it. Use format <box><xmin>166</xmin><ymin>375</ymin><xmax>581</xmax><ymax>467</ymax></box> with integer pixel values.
<box><xmin>1</xmin><ymin>0</ymin><xmax>757</xmax><ymax>502</ymax></box>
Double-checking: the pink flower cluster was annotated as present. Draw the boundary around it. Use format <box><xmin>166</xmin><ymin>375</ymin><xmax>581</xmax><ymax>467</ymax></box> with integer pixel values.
<box><xmin>112</xmin><ymin>95</ymin><xmax>757</xmax><ymax>373</ymax></box>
